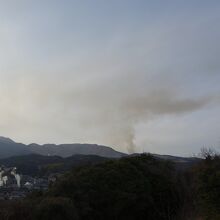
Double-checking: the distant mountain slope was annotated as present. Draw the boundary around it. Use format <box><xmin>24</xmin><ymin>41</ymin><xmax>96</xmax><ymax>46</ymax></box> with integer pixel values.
<box><xmin>0</xmin><ymin>154</ymin><xmax>110</xmax><ymax>176</ymax></box>
<box><xmin>152</xmin><ymin>154</ymin><xmax>201</xmax><ymax>170</ymax></box>
<box><xmin>0</xmin><ymin>136</ymin><xmax>30</xmax><ymax>159</ymax></box>
<box><xmin>0</xmin><ymin>136</ymin><xmax>126</xmax><ymax>159</ymax></box>
<box><xmin>128</xmin><ymin>153</ymin><xmax>201</xmax><ymax>170</ymax></box>
<box><xmin>152</xmin><ymin>154</ymin><xmax>201</xmax><ymax>163</ymax></box>
<box><xmin>28</xmin><ymin>143</ymin><xmax>126</xmax><ymax>158</ymax></box>
<box><xmin>0</xmin><ymin>136</ymin><xmax>200</xmax><ymax>167</ymax></box>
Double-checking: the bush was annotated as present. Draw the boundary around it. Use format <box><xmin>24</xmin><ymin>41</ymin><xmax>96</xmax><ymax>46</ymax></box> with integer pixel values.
<box><xmin>49</xmin><ymin>154</ymin><xmax>182</xmax><ymax>220</ymax></box>
<box><xmin>34</xmin><ymin>197</ymin><xmax>79</xmax><ymax>220</ymax></box>
<box><xmin>193</xmin><ymin>155</ymin><xmax>220</xmax><ymax>219</ymax></box>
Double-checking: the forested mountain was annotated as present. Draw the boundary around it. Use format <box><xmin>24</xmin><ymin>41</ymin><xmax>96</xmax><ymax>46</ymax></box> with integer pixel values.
<box><xmin>0</xmin><ymin>154</ymin><xmax>184</xmax><ymax>220</ymax></box>
<box><xmin>28</xmin><ymin>143</ymin><xmax>126</xmax><ymax>158</ymax></box>
<box><xmin>0</xmin><ymin>137</ymin><xmax>30</xmax><ymax>159</ymax></box>
<box><xmin>0</xmin><ymin>152</ymin><xmax>200</xmax><ymax>177</ymax></box>
<box><xmin>0</xmin><ymin>153</ymin><xmax>219</xmax><ymax>219</ymax></box>
<box><xmin>0</xmin><ymin>154</ymin><xmax>109</xmax><ymax>176</ymax></box>
<box><xmin>0</xmin><ymin>136</ymin><xmax>126</xmax><ymax>159</ymax></box>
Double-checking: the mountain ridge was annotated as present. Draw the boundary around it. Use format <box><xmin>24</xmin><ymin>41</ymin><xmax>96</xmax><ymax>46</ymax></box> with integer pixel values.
<box><xmin>28</xmin><ymin>143</ymin><xmax>126</xmax><ymax>158</ymax></box>
<box><xmin>0</xmin><ymin>136</ymin><xmax>126</xmax><ymax>159</ymax></box>
<box><xmin>0</xmin><ymin>137</ymin><xmax>201</xmax><ymax>165</ymax></box>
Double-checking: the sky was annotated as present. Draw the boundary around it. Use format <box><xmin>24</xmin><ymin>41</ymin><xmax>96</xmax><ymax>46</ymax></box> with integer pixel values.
<box><xmin>0</xmin><ymin>0</ymin><xmax>220</xmax><ymax>156</ymax></box>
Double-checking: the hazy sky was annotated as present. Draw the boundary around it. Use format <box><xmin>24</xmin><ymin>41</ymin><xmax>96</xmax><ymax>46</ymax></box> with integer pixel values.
<box><xmin>0</xmin><ymin>0</ymin><xmax>220</xmax><ymax>155</ymax></box>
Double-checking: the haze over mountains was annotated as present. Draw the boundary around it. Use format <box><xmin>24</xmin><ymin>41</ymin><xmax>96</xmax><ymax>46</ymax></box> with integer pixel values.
<box><xmin>0</xmin><ymin>136</ymin><xmax>126</xmax><ymax>159</ymax></box>
<box><xmin>0</xmin><ymin>136</ymin><xmax>200</xmax><ymax>168</ymax></box>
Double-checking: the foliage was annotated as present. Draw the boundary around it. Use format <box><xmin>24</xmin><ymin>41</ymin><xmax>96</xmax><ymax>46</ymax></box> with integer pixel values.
<box><xmin>1</xmin><ymin>152</ymin><xmax>220</xmax><ymax>220</ymax></box>
<box><xmin>0</xmin><ymin>154</ymin><xmax>109</xmax><ymax>176</ymax></box>
<box><xmin>193</xmin><ymin>154</ymin><xmax>220</xmax><ymax>219</ymax></box>
<box><xmin>34</xmin><ymin>197</ymin><xmax>79</xmax><ymax>220</ymax></box>
<box><xmin>48</xmin><ymin>154</ymin><xmax>182</xmax><ymax>220</ymax></box>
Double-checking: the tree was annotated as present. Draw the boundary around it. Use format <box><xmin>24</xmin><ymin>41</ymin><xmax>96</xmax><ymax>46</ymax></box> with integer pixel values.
<box><xmin>34</xmin><ymin>197</ymin><xmax>79</xmax><ymax>220</ymax></box>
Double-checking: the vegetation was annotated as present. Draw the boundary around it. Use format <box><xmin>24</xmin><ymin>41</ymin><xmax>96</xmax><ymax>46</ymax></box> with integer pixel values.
<box><xmin>0</xmin><ymin>151</ymin><xmax>220</xmax><ymax>220</ymax></box>
<box><xmin>192</xmin><ymin>151</ymin><xmax>220</xmax><ymax>219</ymax></box>
<box><xmin>0</xmin><ymin>154</ymin><xmax>109</xmax><ymax>176</ymax></box>
<box><xmin>48</xmin><ymin>154</ymin><xmax>182</xmax><ymax>220</ymax></box>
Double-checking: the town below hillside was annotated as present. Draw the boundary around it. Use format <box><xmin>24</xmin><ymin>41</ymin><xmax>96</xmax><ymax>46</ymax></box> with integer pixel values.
<box><xmin>0</xmin><ymin>137</ymin><xmax>219</xmax><ymax>220</ymax></box>
<box><xmin>0</xmin><ymin>154</ymin><xmax>110</xmax><ymax>200</ymax></box>
<box><xmin>0</xmin><ymin>149</ymin><xmax>219</xmax><ymax>220</ymax></box>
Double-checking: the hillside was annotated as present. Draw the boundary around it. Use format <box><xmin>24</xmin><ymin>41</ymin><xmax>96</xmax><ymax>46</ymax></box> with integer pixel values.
<box><xmin>0</xmin><ymin>137</ymin><xmax>30</xmax><ymax>159</ymax></box>
<box><xmin>0</xmin><ymin>136</ymin><xmax>126</xmax><ymax>159</ymax></box>
<box><xmin>28</xmin><ymin>143</ymin><xmax>126</xmax><ymax>158</ymax></box>
<box><xmin>0</xmin><ymin>151</ymin><xmax>201</xmax><ymax>177</ymax></box>
<box><xmin>0</xmin><ymin>153</ymin><xmax>219</xmax><ymax>219</ymax></box>
<box><xmin>0</xmin><ymin>154</ymin><xmax>185</xmax><ymax>220</ymax></box>
<box><xmin>0</xmin><ymin>154</ymin><xmax>110</xmax><ymax>176</ymax></box>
